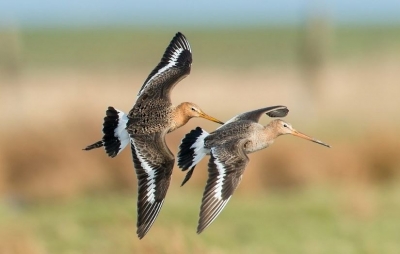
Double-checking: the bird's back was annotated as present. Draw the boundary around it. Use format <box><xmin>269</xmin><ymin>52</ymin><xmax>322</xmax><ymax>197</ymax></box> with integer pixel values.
<box><xmin>205</xmin><ymin>121</ymin><xmax>263</xmax><ymax>150</ymax></box>
<box><xmin>127</xmin><ymin>98</ymin><xmax>173</xmax><ymax>135</ymax></box>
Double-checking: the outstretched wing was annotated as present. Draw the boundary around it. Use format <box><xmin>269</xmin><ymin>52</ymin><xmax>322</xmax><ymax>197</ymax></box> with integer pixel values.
<box><xmin>197</xmin><ymin>140</ymin><xmax>249</xmax><ymax>234</ymax></box>
<box><xmin>136</xmin><ymin>32</ymin><xmax>192</xmax><ymax>101</ymax></box>
<box><xmin>223</xmin><ymin>105</ymin><xmax>289</xmax><ymax>125</ymax></box>
<box><xmin>130</xmin><ymin>132</ymin><xmax>174</xmax><ymax>239</ymax></box>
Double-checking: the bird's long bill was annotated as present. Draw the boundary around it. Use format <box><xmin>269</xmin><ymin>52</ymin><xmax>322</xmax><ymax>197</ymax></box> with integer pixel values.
<box><xmin>199</xmin><ymin>113</ymin><xmax>224</xmax><ymax>125</ymax></box>
<box><xmin>291</xmin><ymin>130</ymin><xmax>331</xmax><ymax>148</ymax></box>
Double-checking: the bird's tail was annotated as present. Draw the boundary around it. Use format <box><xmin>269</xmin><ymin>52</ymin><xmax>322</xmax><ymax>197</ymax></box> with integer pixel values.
<box><xmin>177</xmin><ymin>127</ymin><xmax>210</xmax><ymax>186</ymax></box>
<box><xmin>83</xmin><ymin>106</ymin><xmax>130</xmax><ymax>158</ymax></box>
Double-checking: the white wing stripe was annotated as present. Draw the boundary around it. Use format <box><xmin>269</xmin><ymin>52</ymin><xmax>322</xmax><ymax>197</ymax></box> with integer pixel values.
<box><xmin>131</xmin><ymin>139</ymin><xmax>156</xmax><ymax>203</ymax></box>
<box><xmin>212</xmin><ymin>148</ymin><xmax>226</xmax><ymax>200</ymax></box>
<box><xmin>169</xmin><ymin>47</ymin><xmax>184</xmax><ymax>65</ymax></box>
<box><xmin>137</xmin><ymin>47</ymin><xmax>184</xmax><ymax>98</ymax></box>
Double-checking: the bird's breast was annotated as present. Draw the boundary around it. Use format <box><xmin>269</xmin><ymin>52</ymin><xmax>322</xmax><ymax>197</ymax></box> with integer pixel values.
<box><xmin>244</xmin><ymin>133</ymin><xmax>273</xmax><ymax>154</ymax></box>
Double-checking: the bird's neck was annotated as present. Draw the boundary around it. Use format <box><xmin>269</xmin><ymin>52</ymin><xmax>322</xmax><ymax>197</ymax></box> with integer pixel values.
<box><xmin>169</xmin><ymin>103</ymin><xmax>190</xmax><ymax>132</ymax></box>
<box><xmin>263</xmin><ymin>124</ymin><xmax>281</xmax><ymax>141</ymax></box>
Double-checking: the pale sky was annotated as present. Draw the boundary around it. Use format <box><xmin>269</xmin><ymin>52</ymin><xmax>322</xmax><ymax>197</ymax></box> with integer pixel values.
<box><xmin>1</xmin><ymin>0</ymin><xmax>399</xmax><ymax>28</ymax></box>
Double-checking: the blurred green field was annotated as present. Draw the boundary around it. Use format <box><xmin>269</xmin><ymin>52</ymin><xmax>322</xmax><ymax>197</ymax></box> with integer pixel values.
<box><xmin>2</xmin><ymin>26</ymin><xmax>400</xmax><ymax>70</ymax></box>
<box><xmin>1</xmin><ymin>187</ymin><xmax>400</xmax><ymax>254</ymax></box>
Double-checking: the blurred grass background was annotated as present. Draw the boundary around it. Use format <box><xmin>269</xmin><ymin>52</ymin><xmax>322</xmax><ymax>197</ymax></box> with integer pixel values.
<box><xmin>1</xmin><ymin>5</ymin><xmax>400</xmax><ymax>253</ymax></box>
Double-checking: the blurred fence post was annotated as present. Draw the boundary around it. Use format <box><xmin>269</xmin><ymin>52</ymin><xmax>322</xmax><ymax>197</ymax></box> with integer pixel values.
<box><xmin>298</xmin><ymin>14</ymin><xmax>332</xmax><ymax>116</ymax></box>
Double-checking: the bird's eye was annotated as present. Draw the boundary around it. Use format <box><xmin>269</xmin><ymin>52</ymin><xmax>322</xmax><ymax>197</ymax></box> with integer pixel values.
<box><xmin>283</xmin><ymin>124</ymin><xmax>288</xmax><ymax>128</ymax></box>
<box><xmin>191</xmin><ymin>107</ymin><xmax>196</xmax><ymax>111</ymax></box>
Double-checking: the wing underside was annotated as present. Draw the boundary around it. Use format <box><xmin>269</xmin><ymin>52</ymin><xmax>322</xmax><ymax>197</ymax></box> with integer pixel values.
<box><xmin>130</xmin><ymin>133</ymin><xmax>174</xmax><ymax>239</ymax></box>
<box><xmin>197</xmin><ymin>141</ymin><xmax>249</xmax><ymax>233</ymax></box>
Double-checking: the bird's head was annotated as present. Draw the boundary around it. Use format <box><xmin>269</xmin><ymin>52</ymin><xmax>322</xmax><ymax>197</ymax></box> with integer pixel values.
<box><xmin>180</xmin><ymin>102</ymin><xmax>224</xmax><ymax>124</ymax></box>
<box><xmin>271</xmin><ymin>119</ymin><xmax>331</xmax><ymax>148</ymax></box>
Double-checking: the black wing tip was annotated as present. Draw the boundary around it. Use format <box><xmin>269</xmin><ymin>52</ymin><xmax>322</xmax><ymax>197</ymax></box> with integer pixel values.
<box><xmin>160</xmin><ymin>32</ymin><xmax>192</xmax><ymax>68</ymax></box>
<box><xmin>265</xmin><ymin>106</ymin><xmax>289</xmax><ymax>118</ymax></box>
<box><xmin>136</xmin><ymin>227</ymin><xmax>148</xmax><ymax>240</ymax></box>
<box><xmin>197</xmin><ymin>221</ymin><xmax>210</xmax><ymax>234</ymax></box>
<box><xmin>197</xmin><ymin>218</ymin><xmax>209</xmax><ymax>234</ymax></box>
<box><xmin>196</xmin><ymin>227</ymin><xmax>204</xmax><ymax>234</ymax></box>
<box><xmin>174</xmin><ymin>32</ymin><xmax>185</xmax><ymax>40</ymax></box>
<box><xmin>171</xmin><ymin>32</ymin><xmax>191</xmax><ymax>51</ymax></box>
<box><xmin>137</xmin><ymin>229</ymin><xmax>147</xmax><ymax>240</ymax></box>
<box><xmin>136</xmin><ymin>201</ymin><xmax>164</xmax><ymax>239</ymax></box>
<box><xmin>136</xmin><ymin>221</ymin><xmax>153</xmax><ymax>239</ymax></box>
<box><xmin>177</xmin><ymin>127</ymin><xmax>203</xmax><ymax>171</ymax></box>
<box><xmin>196</xmin><ymin>216</ymin><xmax>213</xmax><ymax>234</ymax></box>
<box><xmin>196</xmin><ymin>200</ymin><xmax>226</xmax><ymax>235</ymax></box>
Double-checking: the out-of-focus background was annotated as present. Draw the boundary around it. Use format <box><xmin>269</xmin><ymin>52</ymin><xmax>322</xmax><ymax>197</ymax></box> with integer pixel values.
<box><xmin>1</xmin><ymin>1</ymin><xmax>400</xmax><ymax>253</ymax></box>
